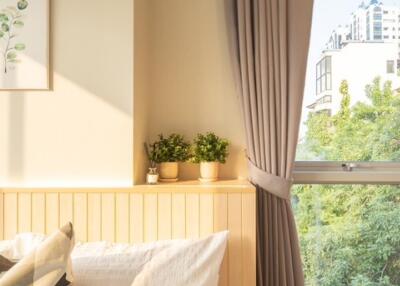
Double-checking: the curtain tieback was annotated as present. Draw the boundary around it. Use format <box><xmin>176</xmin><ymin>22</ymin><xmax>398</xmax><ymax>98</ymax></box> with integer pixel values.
<box><xmin>247</xmin><ymin>160</ymin><xmax>292</xmax><ymax>200</ymax></box>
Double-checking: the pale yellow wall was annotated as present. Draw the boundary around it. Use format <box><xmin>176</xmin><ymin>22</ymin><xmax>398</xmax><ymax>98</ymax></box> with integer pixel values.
<box><xmin>135</xmin><ymin>0</ymin><xmax>247</xmax><ymax>182</ymax></box>
<box><xmin>134</xmin><ymin>0</ymin><xmax>150</xmax><ymax>184</ymax></box>
<box><xmin>0</xmin><ymin>0</ymin><xmax>133</xmax><ymax>187</ymax></box>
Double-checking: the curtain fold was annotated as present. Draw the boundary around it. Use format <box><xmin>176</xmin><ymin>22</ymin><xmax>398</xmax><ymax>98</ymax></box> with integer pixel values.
<box><xmin>228</xmin><ymin>0</ymin><xmax>314</xmax><ymax>285</ymax></box>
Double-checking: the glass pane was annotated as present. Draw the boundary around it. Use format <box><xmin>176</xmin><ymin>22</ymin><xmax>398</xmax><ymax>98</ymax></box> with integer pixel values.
<box><xmin>298</xmin><ymin>0</ymin><xmax>400</xmax><ymax>161</ymax></box>
<box><xmin>326</xmin><ymin>73</ymin><xmax>332</xmax><ymax>90</ymax></box>
<box><xmin>321</xmin><ymin>58</ymin><xmax>326</xmax><ymax>75</ymax></box>
<box><xmin>292</xmin><ymin>185</ymin><xmax>400</xmax><ymax>285</ymax></box>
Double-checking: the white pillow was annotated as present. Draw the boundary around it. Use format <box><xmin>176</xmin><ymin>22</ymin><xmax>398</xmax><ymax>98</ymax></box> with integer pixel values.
<box><xmin>131</xmin><ymin>231</ymin><xmax>229</xmax><ymax>286</ymax></box>
<box><xmin>71</xmin><ymin>240</ymin><xmax>178</xmax><ymax>286</ymax></box>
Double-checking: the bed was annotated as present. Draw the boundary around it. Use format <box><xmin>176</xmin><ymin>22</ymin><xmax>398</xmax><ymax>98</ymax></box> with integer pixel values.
<box><xmin>0</xmin><ymin>180</ymin><xmax>256</xmax><ymax>286</ymax></box>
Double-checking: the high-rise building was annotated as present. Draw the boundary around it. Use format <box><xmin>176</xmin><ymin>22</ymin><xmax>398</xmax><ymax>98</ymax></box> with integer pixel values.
<box><xmin>309</xmin><ymin>0</ymin><xmax>400</xmax><ymax>115</ymax></box>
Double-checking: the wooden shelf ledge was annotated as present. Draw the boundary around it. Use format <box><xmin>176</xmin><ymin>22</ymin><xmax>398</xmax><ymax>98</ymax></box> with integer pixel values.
<box><xmin>0</xmin><ymin>180</ymin><xmax>255</xmax><ymax>194</ymax></box>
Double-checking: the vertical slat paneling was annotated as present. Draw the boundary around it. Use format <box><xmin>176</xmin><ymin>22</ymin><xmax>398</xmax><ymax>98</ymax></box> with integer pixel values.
<box><xmin>4</xmin><ymin>193</ymin><xmax>17</xmax><ymax>239</ymax></box>
<box><xmin>214</xmin><ymin>193</ymin><xmax>228</xmax><ymax>286</ymax></box>
<box><xmin>88</xmin><ymin>193</ymin><xmax>101</xmax><ymax>241</ymax></box>
<box><xmin>18</xmin><ymin>193</ymin><xmax>31</xmax><ymax>233</ymax></box>
<box><xmin>0</xmin><ymin>186</ymin><xmax>256</xmax><ymax>286</ymax></box>
<box><xmin>144</xmin><ymin>193</ymin><xmax>157</xmax><ymax>242</ymax></box>
<box><xmin>59</xmin><ymin>193</ymin><xmax>73</xmax><ymax>227</ymax></box>
<box><xmin>130</xmin><ymin>193</ymin><xmax>143</xmax><ymax>243</ymax></box>
<box><xmin>172</xmin><ymin>193</ymin><xmax>185</xmax><ymax>239</ymax></box>
<box><xmin>46</xmin><ymin>193</ymin><xmax>59</xmax><ymax>234</ymax></box>
<box><xmin>74</xmin><ymin>193</ymin><xmax>88</xmax><ymax>242</ymax></box>
<box><xmin>0</xmin><ymin>192</ymin><xmax>3</xmax><ymax>239</ymax></box>
<box><xmin>32</xmin><ymin>193</ymin><xmax>45</xmax><ymax>234</ymax></box>
<box><xmin>228</xmin><ymin>193</ymin><xmax>243</xmax><ymax>286</ymax></box>
<box><xmin>186</xmin><ymin>193</ymin><xmax>199</xmax><ymax>238</ymax></box>
<box><xmin>158</xmin><ymin>193</ymin><xmax>171</xmax><ymax>240</ymax></box>
<box><xmin>242</xmin><ymin>193</ymin><xmax>256</xmax><ymax>286</ymax></box>
<box><xmin>116</xmin><ymin>193</ymin><xmax>129</xmax><ymax>243</ymax></box>
<box><xmin>200</xmin><ymin>193</ymin><xmax>214</xmax><ymax>237</ymax></box>
<box><xmin>101</xmin><ymin>193</ymin><xmax>115</xmax><ymax>242</ymax></box>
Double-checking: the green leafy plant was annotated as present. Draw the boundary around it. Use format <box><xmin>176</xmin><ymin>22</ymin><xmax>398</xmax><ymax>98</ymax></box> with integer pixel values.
<box><xmin>0</xmin><ymin>1</ymin><xmax>29</xmax><ymax>73</ymax></box>
<box><xmin>191</xmin><ymin>132</ymin><xmax>229</xmax><ymax>163</ymax></box>
<box><xmin>149</xmin><ymin>134</ymin><xmax>191</xmax><ymax>163</ymax></box>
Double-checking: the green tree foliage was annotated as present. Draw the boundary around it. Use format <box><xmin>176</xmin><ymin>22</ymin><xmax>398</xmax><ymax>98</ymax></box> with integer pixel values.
<box><xmin>294</xmin><ymin>78</ymin><xmax>400</xmax><ymax>285</ymax></box>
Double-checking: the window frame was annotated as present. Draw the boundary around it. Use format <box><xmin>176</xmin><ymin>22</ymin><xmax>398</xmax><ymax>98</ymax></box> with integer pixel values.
<box><xmin>293</xmin><ymin>161</ymin><xmax>400</xmax><ymax>184</ymax></box>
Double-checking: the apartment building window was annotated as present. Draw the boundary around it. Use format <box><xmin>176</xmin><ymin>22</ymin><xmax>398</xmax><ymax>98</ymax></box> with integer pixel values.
<box><xmin>316</xmin><ymin>56</ymin><xmax>332</xmax><ymax>94</ymax></box>
<box><xmin>387</xmin><ymin>60</ymin><xmax>395</xmax><ymax>73</ymax></box>
<box><xmin>373</xmin><ymin>21</ymin><xmax>383</xmax><ymax>39</ymax></box>
<box><xmin>322</xmin><ymin>95</ymin><xmax>332</xmax><ymax>103</ymax></box>
<box><xmin>298</xmin><ymin>1</ymin><xmax>400</xmax><ymax>284</ymax></box>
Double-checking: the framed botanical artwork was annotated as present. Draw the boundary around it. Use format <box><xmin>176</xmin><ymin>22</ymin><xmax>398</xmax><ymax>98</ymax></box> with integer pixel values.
<box><xmin>0</xmin><ymin>0</ymin><xmax>49</xmax><ymax>90</ymax></box>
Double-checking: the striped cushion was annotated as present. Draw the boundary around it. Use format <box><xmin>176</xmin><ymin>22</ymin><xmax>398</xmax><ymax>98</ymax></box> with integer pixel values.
<box><xmin>0</xmin><ymin>222</ymin><xmax>75</xmax><ymax>286</ymax></box>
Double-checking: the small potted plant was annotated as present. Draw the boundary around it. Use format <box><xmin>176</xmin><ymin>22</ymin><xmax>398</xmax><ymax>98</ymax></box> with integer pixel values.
<box><xmin>149</xmin><ymin>134</ymin><xmax>191</xmax><ymax>182</ymax></box>
<box><xmin>144</xmin><ymin>143</ymin><xmax>159</xmax><ymax>184</ymax></box>
<box><xmin>191</xmin><ymin>132</ymin><xmax>229</xmax><ymax>182</ymax></box>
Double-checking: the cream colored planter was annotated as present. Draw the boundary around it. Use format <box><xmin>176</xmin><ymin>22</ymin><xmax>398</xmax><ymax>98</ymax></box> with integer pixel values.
<box><xmin>199</xmin><ymin>162</ymin><xmax>219</xmax><ymax>182</ymax></box>
<box><xmin>159</xmin><ymin>162</ymin><xmax>179</xmax><ymax>182</ymax></box>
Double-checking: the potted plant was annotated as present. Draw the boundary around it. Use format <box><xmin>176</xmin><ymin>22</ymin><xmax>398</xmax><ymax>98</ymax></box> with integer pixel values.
<box><xmin>149</xmin><ymin>134</ymin><xmax>191</xmax><ymax>182</ymax></box>
<box><xmin>191</xmin><ymin>132</ymin><xmax>229</xmax><ymax>182</ymax></box>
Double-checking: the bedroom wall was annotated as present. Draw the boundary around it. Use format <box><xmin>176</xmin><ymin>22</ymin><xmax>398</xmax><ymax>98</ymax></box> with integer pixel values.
<box><xmin>135</xmin><ymin>0</ymin><xmax>247</xmax><ymax>182</ymax></box>
<box><xmin>0</xmin><ymin>0</ymin><xmax>133</xmax><ymax>186</ymax></box>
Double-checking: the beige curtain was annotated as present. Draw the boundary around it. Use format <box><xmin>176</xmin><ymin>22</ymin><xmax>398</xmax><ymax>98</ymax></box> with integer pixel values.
<box><xmin>228</xmin><ymin>0</ymin><xmax>314</xmax><ymax>285</ymax></box>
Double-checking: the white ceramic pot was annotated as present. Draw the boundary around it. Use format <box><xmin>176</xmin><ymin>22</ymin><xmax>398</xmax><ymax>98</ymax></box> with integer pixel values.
<box><xmin>199</xmin><ymin>162</ymin><xmax>219</xmax><ymax>182</ymax></box>
<box><xmin>159</xmin><ymin>162</ymin><xmax>179</xmax><ymax>181</ymax></box>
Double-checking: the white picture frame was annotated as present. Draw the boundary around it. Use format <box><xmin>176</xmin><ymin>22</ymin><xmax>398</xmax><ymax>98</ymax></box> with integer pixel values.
<box><xmin>0</xmin><ymin>0</ymin><xmax>49</xmax><ymax>90</ymax></box>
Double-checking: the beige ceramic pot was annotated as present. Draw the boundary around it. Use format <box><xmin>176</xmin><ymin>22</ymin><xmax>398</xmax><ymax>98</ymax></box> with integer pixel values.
<box><xmin>159</xmin><ymin>162</ymin><xmax>179</xmax><ymax>182</ymax></box>
<box><xmin>199</xmin><ymin>162</ymin><xmax>219</xmax><ymax>182</ymax></box>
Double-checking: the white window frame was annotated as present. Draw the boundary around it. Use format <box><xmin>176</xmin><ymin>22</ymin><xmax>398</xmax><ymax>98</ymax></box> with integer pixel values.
<box><xmin>293</xmin><ymin>161</ymin><xmax>400</xmax><ymax>184</ymax></box>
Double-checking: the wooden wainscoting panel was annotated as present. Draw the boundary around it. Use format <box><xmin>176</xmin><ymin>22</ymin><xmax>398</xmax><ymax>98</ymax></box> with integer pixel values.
<box><xmin>172</xmin><ymin>193</ymin><xmax>185</xmax><ymax>239</ymax></box>
<box><xmin>4</xmin><ymin>193</ymin><xmax>17</xmax><ymax>239</ymax></box>
<box><xmin>186</xmin><ymin>193</ymin><xmax>200</xmax><ymax>239</ymax></box>
<box><xmin>59</xmin><ymin>193</ymin><xmax>73</xmax><ymax>228</ymax></box>
<box><xmin>116</xmin><ymin>193</ymin><xmax>130</xmax><ymax>243</ymax></box>
<box><xmin>130</xmin><ymin>193</ymin><xmax>144</xmax><ymax>243</ymax></box>
<box><xmin>242</xmin><ymin>192</ymin><xmax>257</xmax><ymax>286</ymax></box>
<box><xmin>214</xmin><ymin>193</ymin><xmax>228</xmax><ymax>286</ymax></box>
<box><xmin>74</xmin><ymin>193</ymin><xmax>88</xmax><ymax>242</ymax></box>
<box><xmin>32</xmin><ymin>193</ymin><xmax>45</xmax><ymax>234</ymax></box>
<box><xmin>18</xmin><ymin>193</ymin><xmax>31</xmax><ymax>233</ymax></box>
<box><xmin>157</xmin><ymin>193</ymin><xmax>172</xmax><ymax>240</ymax></box>
<box><xmin>45</xmin><ymin>193</ymin><xmax>59</xmax><ymax>234</ymax></box>
<box><xmin>144</xmin><ymin>193</ymin><xmax>157</xmax><ymax>242</ymax></box>
<box><xmin>228</xmin><ymin>193</ymin><xmax>243</xmax><ymax>286</ymax></box>
<box><xmin>199</xmin><ymin>193</ymin><xmax>214</xmax><ymax>237</ymax></box>
<box><xmin>0</xmin><ymin>181</ymin><xmax>256</xmax><ymax>286</ymax></box>
<box><xmin>87</xmin><ymin>193</ymin><xmax>101</xmax><ymax>241</ymax></box>
<box><xmin>101</xmin><ymin>193</ymin><xmax>115</xmax><ymax>242</ymax></box>
<box><xmin>0</xmin><ymin>192</ymin><xmax>3</xmax><ymax>240</ymax></box>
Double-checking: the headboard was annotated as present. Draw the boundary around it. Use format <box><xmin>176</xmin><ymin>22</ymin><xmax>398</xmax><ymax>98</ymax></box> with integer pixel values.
<box><xmin>0</xmin><ymin>180</ymin><xmax>256</xmax><ymax>286</ymax></box>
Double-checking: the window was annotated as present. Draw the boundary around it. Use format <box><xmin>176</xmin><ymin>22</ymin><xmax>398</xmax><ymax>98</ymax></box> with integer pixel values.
<box><xmin>387</xmin><ymin>60</ymin><xmax>395</xmax><ymax>73</ymax></box>
<box><xmin>292</xmin><ymin>184</ymin><xmax>400</xmax><ymax>285</ymax></box>
<box><xmin>316</xmin><ymin>56</ymin><xmax>332</xmax><ymax>94</ymax></box>
<box><xmin>298</xmin><ymin>1</ymin><xmax>400</xmax><ymax>284</ymax></box>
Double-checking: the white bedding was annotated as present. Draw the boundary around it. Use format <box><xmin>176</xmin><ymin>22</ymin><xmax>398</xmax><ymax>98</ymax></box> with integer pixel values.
<box><xmin>131</xmin><ymin>231</ymin><xmax>228</xmax><ymax>286</ymax></box>
<box><xmin>0</xmin><ymin>231</ymin><xmax>229</xmax><ymax>286</ymax></box>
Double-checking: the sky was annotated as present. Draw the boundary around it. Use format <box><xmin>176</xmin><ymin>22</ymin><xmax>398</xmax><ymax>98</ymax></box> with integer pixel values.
<box><xmin>300</xmin><ymin>0</ymin><xmax>400</xmax><ymax>136</ymax></box>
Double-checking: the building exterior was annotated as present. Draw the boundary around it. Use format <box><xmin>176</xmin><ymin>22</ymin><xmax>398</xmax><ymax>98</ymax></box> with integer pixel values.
<box><xmin>309</xmin><ymin>0</ymin><xmax>400</xmax><ymax>115</ymax></box>
<box><xmin>308</xmin><ymin>42</ymin><xmax>400</xmax><ymax>115</ymax></box>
